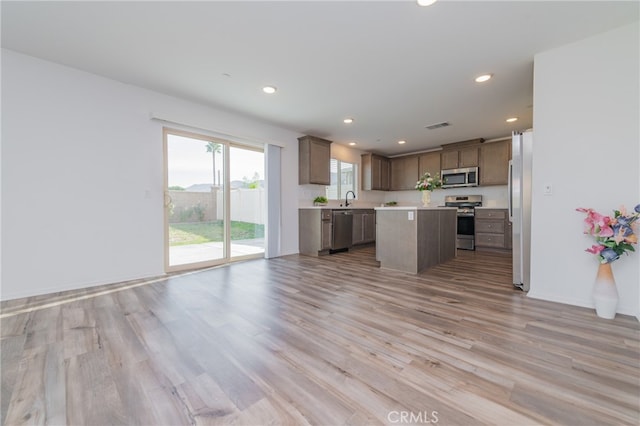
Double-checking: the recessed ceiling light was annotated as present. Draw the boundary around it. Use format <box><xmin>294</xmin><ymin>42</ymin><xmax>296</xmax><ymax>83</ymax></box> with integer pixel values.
<box><xmin>506</xmin><ymin>117</ymin><xmax>519</xmax><ymax>123</ymax></box>
<box><xmin>262</xmin><ymin>86</ymin><xmax>277</xmax><ymax>94</ymax></box>
<box><xmin>348</xmin><ymin>142</ymin><xmax>356</xmax><ymax>146</ymax></box>
<box><xmin>475</xmin><ymin>74</ymin><xmax>493</xmax><ymax>83</ymax></box>
<box><xmin>343</xmin><ymin>118</ymin><xmax>354</xmax><ymax>124</ymax></box>
<box><xmin>417</xmin><ymin>0</ymin><xmax>437</xmax><ymax>6</ymax></box>
<box><xmin>398</xmin><ymin>140</ymin><xmax>406</xmax><ymax>145</ymax></box>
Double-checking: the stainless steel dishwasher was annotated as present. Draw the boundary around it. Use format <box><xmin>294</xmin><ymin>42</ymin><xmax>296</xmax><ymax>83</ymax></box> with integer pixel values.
<box><xmin>331</xmin><ymin>210</ymin><xmax>353</xmax><ymax>253</ymax></box>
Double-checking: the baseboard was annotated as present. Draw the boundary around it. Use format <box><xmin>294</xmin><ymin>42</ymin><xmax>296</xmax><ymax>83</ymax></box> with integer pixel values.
<box><xmin>0</xmin><ymin>271</ymin><xmax>162</xmax><ymax>302</ymax></box>
<box><xmin>527</xmin><ymin>289</ymin><xmax>638</xmax><ymax>317</ymax></box>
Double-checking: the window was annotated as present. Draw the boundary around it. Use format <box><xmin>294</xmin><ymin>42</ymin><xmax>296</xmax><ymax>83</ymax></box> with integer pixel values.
<box><xmin>326</xmin><ymin>159</ymin><xmax>357</xmax><ymax>200</ymax></box>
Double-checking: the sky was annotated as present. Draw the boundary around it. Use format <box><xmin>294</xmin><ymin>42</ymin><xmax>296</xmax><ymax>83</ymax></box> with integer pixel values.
<box><xmin>167</xmin><ymin>134</ymin><xmax>264</xmax><ymax>188</ymax></box>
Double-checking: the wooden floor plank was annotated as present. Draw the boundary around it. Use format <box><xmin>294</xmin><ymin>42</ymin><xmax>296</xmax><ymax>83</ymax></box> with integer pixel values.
<box><xmin>3</xmin><ymin>344</ymin><xmax>48</xmax><ymax>425</ymax></box>
<box><xmin>66</xmin><ymin>349</ymin><xmax>128</xmax><ymax>425</ymax></box>
<box><xmin>1</xmin><ymin>247</ymin><xmax>638</xmax><ymax>425</ymax></box>
<box><xmin>0</xmin><ymin>333</ymin><xmax>26</xmax><ymax>425</ymax></box>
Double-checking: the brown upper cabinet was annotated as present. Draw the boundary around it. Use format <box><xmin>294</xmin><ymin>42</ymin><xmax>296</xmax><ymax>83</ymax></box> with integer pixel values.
<box><xmin>479</xmin><ymin>139</ymin><xmax>511</xmax><ymax>186</ymax></box>
<box><xmin>418</xmin><ymin>151</ymin><xmax>441</xmax><ymax>178</ymax></box>
<box><xmin>440</xmin><ymin>138</ymin><xmax>483</xmax><ymax>170</ymax></box>
<box><xmin>390</xmin><ymin>155</ymin><xmax>420</xmax><ymax>191</ymax></box>
<box><xmin>361</xmin><ymin>153</ymin><xmax>390</xmax><ymax>191</ymax></box>
<box><xmin>298</xmin><ymin>135</ymin><xmax>332</xmax><ymax>185</ymax></box>
<box><xmin>359</xmin><ymin>136</ymin><xmax>513</xmax><ymax>191</ymax></box>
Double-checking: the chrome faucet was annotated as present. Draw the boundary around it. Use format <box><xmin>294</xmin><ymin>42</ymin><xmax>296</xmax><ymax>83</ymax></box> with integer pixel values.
<box><xmin>345</xmin><ymin>190</ymin><xmax>356</xmax><ymax>207</ymax></box>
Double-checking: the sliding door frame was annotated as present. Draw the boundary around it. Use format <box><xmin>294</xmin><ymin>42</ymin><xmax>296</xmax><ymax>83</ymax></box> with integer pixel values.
<box><xmin>163</xmin><ymin>127</ymin><xmax>266</xmax><ymax>273</ymax></box>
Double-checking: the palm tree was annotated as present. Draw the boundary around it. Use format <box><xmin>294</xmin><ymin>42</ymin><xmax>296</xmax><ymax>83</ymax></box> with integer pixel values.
<box><xmin>205</xmin><ymin>142</ymin><xmax>221</xmax><ymax>187</ymax></box>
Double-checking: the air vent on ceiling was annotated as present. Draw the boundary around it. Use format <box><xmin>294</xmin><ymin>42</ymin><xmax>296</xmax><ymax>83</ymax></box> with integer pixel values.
<box><xmin>425</xmin><ymin>121</ymin><xmax>450</xmax><ymax>130</ymax></box>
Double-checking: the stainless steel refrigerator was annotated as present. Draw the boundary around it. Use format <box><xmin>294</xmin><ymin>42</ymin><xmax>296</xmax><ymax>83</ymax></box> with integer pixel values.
<box><xmin>509</xmin><ymin>130</ymin><xmax>533</xmax><ymax>291</ymax></box>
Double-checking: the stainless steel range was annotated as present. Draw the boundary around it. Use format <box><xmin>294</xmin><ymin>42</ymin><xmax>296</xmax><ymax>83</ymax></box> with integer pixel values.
<box><xmin>444</xmin><ymin>195</ymin><xmax>482</xmax><ymax>250</ymax></box>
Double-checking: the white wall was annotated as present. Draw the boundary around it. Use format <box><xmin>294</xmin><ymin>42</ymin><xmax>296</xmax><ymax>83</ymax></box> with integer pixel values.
<box><xmin>1</xmin><ymin>49</ymin><xmax>301</xmax><ymax>300</ymax></box>
<box><xmin>529</xmin><ymin>22</ymin><xmax>640</xmax><ymax>316</ymax></box>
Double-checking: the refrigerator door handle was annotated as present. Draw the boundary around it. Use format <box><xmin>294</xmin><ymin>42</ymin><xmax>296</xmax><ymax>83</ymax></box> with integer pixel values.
<box><xmin>508</xmin><ymin>160</ymin><xmax>513</xmax><ymax>222</ymax></box>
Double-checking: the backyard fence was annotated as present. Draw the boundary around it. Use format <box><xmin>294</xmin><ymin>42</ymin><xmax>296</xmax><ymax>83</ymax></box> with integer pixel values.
<box><xmin>169</xmin><ymin>188</ymin><xmax>265</xmax><ymax>225</ymax></box>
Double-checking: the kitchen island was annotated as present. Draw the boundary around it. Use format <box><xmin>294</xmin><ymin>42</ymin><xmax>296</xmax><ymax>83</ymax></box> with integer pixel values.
<box><xmin>374</xmin><ymin>207</ymin><xmax>457</xmax><ymax>274</ymax></box>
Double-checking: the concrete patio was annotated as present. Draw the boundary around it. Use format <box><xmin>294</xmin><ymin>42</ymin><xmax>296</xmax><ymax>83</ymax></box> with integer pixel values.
<box><xmin>169</xmin><ymin>238</ymin><xmax>264</xmax><ymax>266</ymax></box>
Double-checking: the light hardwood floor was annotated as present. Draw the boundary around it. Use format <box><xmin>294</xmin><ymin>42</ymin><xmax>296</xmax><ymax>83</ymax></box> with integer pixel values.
<box><xmin>1</xmin><ymin>247</ymin><xmax>639</xmax><ymax>425</ymax></box>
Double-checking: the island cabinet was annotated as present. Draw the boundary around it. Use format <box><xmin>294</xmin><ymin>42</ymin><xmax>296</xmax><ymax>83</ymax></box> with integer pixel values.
<box><xmin>475</xmin><ymin>208</ymin><xmax>511</xmax><ymax>250</ymax></box>
<box><xmin>390</xmin><ymin>155</ymin><xmax>420</xmax><ymax>190</ymax></box>
<box><xmin>352</xmin><ymin>209</ymin><xmax>376</xmax><ymax>245</ymax></box>
<box><xmin>418</xmin><ymin>151</ymin><xmax>441</xmax><ymax>178</ymax></box>
<box><xmin>440</xmin><ymin>138</ymin><xmax>483</xmax><ymax>170</ymax></box>
<box><xmin>479</xmin><ymin>139</ymin><xmax>511</xmax><ymax>186</ymax></box>
<box><xmin>375</xmin><ymin>207</ymin><xmax>457</xmax><ymax>273</ymax></box>
<box><xmin>298</xmin><ymin>135</ymin><xmax>332</xmax><ymax>185</ymax></box>
<box><xmin>361</xmin><ymin>153</ymin><xmax>390</xmax><ymax>191</ymax></box>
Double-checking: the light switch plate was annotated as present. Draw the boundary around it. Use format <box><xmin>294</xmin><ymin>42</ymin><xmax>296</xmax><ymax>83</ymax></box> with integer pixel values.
<box><xmin>408</xmin><ymin>211</ymin><xmax>414</xmax><ymax>220</ymax></box>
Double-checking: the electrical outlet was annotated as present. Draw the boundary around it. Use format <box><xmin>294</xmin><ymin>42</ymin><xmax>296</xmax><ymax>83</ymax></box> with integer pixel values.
<box><xmin>408</xmin><ymin>211</ymin><xmax>414</xmax><ymax>221</ymax></box>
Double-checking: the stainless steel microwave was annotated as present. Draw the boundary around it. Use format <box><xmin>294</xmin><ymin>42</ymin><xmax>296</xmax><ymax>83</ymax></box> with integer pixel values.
<box><xmin>441</xmin><ymin>167</ymin><xmax>479</xmax><ymax>188</ymax></box>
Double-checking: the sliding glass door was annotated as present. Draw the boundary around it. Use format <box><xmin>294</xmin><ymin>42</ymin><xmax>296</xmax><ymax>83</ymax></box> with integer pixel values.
<box><xmin>163</xmin><ymin>128</ymin><xmax>264</xmax><ymax>271</ymax></box>
<box><xmin>228</xmin><ymin>145</ymin><xmax>265</xmax><ymax>260</ymax></box>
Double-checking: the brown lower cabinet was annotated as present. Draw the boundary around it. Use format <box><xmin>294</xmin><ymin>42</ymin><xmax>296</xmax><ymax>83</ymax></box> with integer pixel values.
<box><xmin>475</xmin><ymin>209</ymin><xmax>512</xmax><ymax>250</ymax></box>
<box><xmin>299</xmin><ymin>209</ymin><xmax>333</xmax><ymax>255</ymax></box>
<box><xmin>352</xmin><ymin>209</ymin><xmax>376</xmax><ymax>245</ymax></box>
<box><xmin>299</xmin><ymin>208</ymin><xmax>376</xmax><ymax>256</ymax></box>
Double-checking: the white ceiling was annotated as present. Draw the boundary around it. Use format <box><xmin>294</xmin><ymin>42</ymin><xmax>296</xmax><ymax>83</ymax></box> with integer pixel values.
<box><xmin>2</xmin><ymin>1</ymin><xmax>638</xmax><ymax>155</ymax></box>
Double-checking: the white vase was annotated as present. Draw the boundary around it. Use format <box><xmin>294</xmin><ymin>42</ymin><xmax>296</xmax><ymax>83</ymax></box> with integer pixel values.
<box><xmin>592</xmin><ymin>262</ymin><xmax>618</xmax><ymax>319</ymax></box>
<box><xmin>421</xmin><ymin>190</ymin><xmax>431</xmax><ymax>207</ymax></box>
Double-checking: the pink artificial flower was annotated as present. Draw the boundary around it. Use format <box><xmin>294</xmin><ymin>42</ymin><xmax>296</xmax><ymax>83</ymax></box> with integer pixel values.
<box><xmin>585</xmin><ymin>245</ymin><xmax>605</xmax><ymax>254</ymax></box>
<box><xmin>597</xmin><ymin>225</ymin><xmax>614</xmax><ymax>237</ymax></box>
<box><xmin>579</xmin><ymin>208</ymin><xmax>613</xmax><ymax>237</ymax></box>
<box><xmin>577</xmin><ymin>204</ymin><xmax>640</xmax><ymax>264</ymax></box>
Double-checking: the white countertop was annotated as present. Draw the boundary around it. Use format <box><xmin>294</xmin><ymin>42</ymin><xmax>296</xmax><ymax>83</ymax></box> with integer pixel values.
<box><xmin>301</xmin><ymin>205</ymin><xmax>503</xmax><ymax>211</ymax></box>
<box><xmin>299</xmin><ymin>206</ymin><xmax>377</xmax><ymax>210</ymax></box>
<box><xmin>374</xmin><ymin>206</ymin><xmax>457</xmax><ymax>211</ymax></box>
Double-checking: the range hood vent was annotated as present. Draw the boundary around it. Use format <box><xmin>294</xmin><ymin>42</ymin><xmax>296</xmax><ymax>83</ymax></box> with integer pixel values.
<box><xmin>425</xmin><ymin>121</ymin><xmax>450</xmax><ymax>130</ymax></box>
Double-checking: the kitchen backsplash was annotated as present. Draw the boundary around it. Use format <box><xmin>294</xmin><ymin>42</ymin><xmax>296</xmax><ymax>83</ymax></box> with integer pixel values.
<box><xmin>299</xmin><ymin>184</ymin><xmax>508</xmax><ymax>208</ymax></box>
<box><xmin>382</xmin><ymin>185</ymin><xmax>508</xmax><ymax>208</ymax></box>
